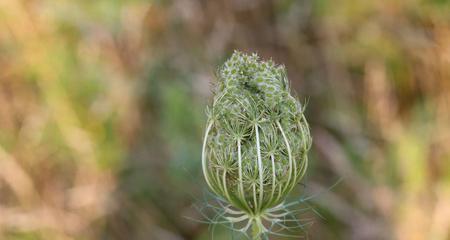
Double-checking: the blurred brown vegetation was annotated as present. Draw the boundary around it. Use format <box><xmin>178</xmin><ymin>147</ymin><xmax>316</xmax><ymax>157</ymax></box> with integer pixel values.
<box><xmin>0</xmin><ymin>0</ymin><xmax>449</xmax><ymax>239</ymax></box>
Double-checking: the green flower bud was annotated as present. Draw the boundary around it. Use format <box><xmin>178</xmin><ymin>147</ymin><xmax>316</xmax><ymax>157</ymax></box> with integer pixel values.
<box><xmin>202</xmin><ymin>51</ymin><xmax>312</xmax><ymax>238</ymax></box>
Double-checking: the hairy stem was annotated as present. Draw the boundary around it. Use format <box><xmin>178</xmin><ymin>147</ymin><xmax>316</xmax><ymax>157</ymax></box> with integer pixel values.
<box><xmin>202</xmin><ymin>121</ymin><xmax>220</xmax><ymax>195</ymax></box>
<box><xmin>237</xmin><ymin>139</ymin><xmax>252</xmax><ymax>213</ymax></box>
<box><xmin>252</xmin><ymin>220</ymin><xmax>262</xmax><ymax>240</ymax></box>
<box><xmin>255</xmin><ymin>124</ymin><xmax>264</xmax><ymax>211</ymax></box>
<box><xmin>276</xmin><ymin>121</ymin><xmax>295</xmax><ymax>195</ymax></box>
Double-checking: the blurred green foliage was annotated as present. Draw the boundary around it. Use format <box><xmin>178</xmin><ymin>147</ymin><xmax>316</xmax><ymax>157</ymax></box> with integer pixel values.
<box><xmin>0</xmin><ymin>0</ymin><xmax>449</xmax><ymax>240</ymax></box>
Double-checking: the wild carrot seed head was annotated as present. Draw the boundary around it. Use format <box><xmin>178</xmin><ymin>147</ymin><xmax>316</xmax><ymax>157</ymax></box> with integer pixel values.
<box><xmin>202</xmin><ymin>51</ymin><xmax>311</xmax><ymax>228</ymax></box>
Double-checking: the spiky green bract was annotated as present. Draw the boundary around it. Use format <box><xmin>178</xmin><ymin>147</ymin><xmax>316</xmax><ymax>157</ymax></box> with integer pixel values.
<box><xmin>202</xmin><ymin>51</ymin><xmax>312</xmax><ymax>238</ymax></box>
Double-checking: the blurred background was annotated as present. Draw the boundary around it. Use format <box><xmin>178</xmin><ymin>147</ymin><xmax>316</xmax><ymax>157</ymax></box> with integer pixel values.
<box><xmin>0</xmin><ymin>0</ymin><xmax>449</xmax><ymax>239</ymax></box>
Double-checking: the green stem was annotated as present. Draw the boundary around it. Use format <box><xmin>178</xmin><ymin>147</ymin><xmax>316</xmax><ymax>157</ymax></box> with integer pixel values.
<box><xmin>251</xmin><ymin>220</ymin><xmax>261</xmax><ymax>240</ymax></box>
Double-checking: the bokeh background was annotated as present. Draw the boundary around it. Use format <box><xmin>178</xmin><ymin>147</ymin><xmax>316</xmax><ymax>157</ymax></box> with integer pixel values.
<box><xmin>0</xmin><ymin>0</ymin><xmax>449</xmax><ymax>239</ymax></box>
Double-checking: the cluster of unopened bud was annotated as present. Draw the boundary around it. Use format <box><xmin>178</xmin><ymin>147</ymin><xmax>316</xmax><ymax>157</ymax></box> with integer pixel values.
<box><xmin>202</xmin><ymin>51</ymin><xmax>311</xmax><ymax>238</ymax></box>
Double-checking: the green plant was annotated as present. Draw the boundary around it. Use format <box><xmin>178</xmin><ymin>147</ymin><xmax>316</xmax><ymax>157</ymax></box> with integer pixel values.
<box><xmin>202</xmin><ymin>51</ymin><xmax>312</xmax><ymax>239</ymax></box>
